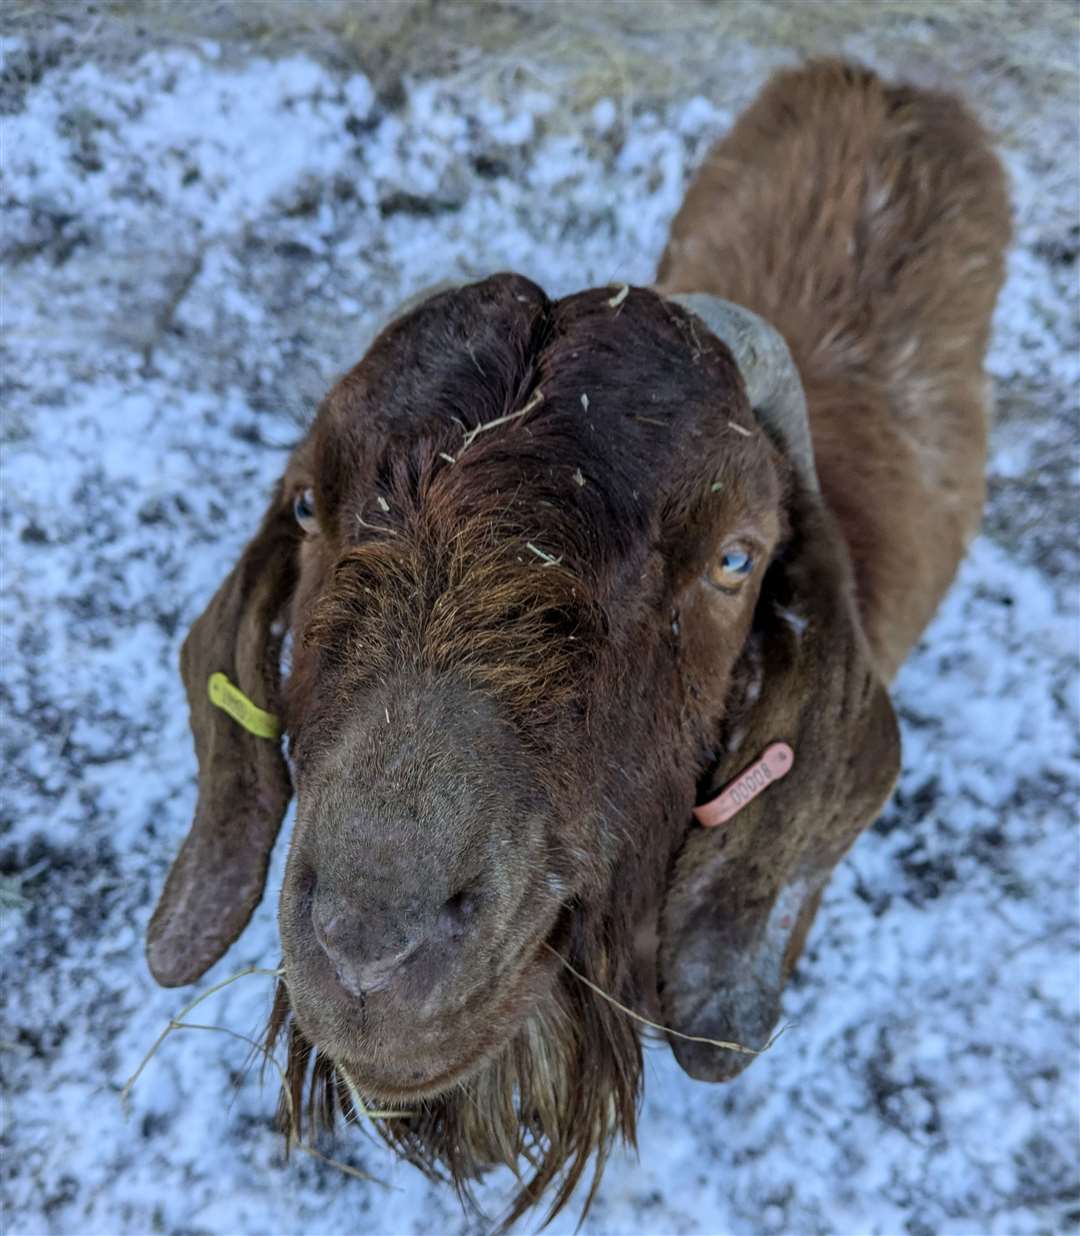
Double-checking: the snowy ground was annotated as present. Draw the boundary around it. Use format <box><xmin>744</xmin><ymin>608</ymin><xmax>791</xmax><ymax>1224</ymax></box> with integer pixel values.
<box><xmin>2</xmin><ymin>7</ymin><xmax>1078</xmax><ymax>1235</ymax></box>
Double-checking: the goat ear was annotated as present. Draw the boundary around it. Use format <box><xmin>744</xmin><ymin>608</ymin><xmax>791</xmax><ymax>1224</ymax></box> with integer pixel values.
<box><xmin>658</xmin><ymin>480</ymin><xmax>900</xmax><ymax>1080</ymax></box>
<box><xmin>147</xmin><ymin>488</ymin><xmax>298</xmax><ymax>987</ymax></box>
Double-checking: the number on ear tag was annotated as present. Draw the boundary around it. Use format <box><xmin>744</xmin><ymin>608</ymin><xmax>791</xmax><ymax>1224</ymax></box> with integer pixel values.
<box><xmin>693</xmin><ymin>742</ymin><xmax>794</xmax><ymax>828</ymax></box>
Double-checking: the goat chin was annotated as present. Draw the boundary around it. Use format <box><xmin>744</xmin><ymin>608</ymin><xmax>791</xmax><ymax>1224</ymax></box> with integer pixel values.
<box><xmin>266</xmin><ymin>954</ymin><xmax>644</xmax><ymax>1228</ymax></box>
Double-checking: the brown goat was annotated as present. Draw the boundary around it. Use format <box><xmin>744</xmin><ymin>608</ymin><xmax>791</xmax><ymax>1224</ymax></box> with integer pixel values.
<box><xmin>146</xmin><ymin>60</ymin><xmax>1010</xmax><ymax>1224</ymax></box>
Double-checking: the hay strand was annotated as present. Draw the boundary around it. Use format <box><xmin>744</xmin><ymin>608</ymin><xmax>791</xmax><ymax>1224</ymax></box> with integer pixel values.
<box><xmin>525</xmin><ymin>541</ymin><xmax>563</xmax><ymax>566</ymax></box>
<box><xmin>120</xmin><ymin>966</ymin><xmax>420</xmax><ymax>1190</ymax></box>
<box><xmin>121</xmin><ymin>964</ymin><xmax>282</xmax><ymax>1108</ymax></box>
<box><xmin>544</xmin><ymin>944</ymin><xmax>791</xmax><ymax>1057</ymax></box>
<box><xmin>460</xmin><ymin>386</ymin><xmax>544</xmax><ymax>449</ymax></box>
<box><xmin>170</xmin><ymin>1018</ymin><xmax>392</xmax><ymax>1184</ymax></box>
<box><xmin>122</xmin><ymin>964</ymin><xmax>407</xmax><ymax>1191</ymax></box>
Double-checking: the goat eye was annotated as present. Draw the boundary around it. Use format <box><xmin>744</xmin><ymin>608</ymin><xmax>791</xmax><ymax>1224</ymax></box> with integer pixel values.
<box><xmin>720</xmin><ymin>548</ymin><xmax>753</xmax><ymax>576</ymax></box>
<box><xmin>706</xmin><ymin>544</ymin><xmax>755</xmax><ymax>592</ymax></box>
<box><xmin>293</xmin><ymin>487</ymin><xmax>318</xmax><ymax>534</ymax></box>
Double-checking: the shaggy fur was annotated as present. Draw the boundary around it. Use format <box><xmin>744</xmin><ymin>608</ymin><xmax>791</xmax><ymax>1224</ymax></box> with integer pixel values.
<box><xmin>267</xmin><ymin>280</ymin><xmax>752</xmax><ymax>1222</ymax></box>
<box><xmin>147</xmin><ymin>60</ymin><xmax>1010</xmax><ymax>1226</ymax></box>
<box><xmin>266</xmin><ymin>943</ymin><xmax>643</xmax><ymax>1226</ymax></box>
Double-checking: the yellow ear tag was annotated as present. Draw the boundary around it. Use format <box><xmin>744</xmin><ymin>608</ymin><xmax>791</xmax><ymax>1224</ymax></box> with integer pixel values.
<box><xmin>207</xmin><ymin>672</ymin><xmax>282</xmax><ymax>741</ymax></box>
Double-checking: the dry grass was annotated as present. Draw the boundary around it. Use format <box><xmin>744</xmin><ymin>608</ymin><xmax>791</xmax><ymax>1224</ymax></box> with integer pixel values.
<box><xmin>458</xmin><ymin>384</ymin><xmax>545</xmax><ymax>452</ymax></box>
<box><xmin>119</xmin><ymin>963</ymin><xmax>403</xmax><ymax>1186</ymax></box>
<box><xmin>5</xmin><ymin>1</ymin><xmax>1077</xmax><ymax>131</ymax></box>
<box><xmin>544</xmin><ymin>943</ymin><xmax>791</xmax><ymax>1056</ymax></box>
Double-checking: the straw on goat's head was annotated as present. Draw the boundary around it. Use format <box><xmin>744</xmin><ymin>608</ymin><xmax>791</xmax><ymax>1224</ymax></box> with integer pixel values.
<box><xmin>146</xmin><ymin>272</ymin><xmax>899</xmax><ymax>1223</ymax></box>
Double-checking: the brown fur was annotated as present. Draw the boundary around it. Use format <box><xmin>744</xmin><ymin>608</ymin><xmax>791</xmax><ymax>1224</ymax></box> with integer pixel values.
<box><xmin>147</xmin><ymin>60</ymin><xmax>1010</xmax><ymax>1225</ymax></box>
<box><xmin>657</xmin><ymin>59</ymin><xmax>1011</xmax><ymax>675</ymax></box>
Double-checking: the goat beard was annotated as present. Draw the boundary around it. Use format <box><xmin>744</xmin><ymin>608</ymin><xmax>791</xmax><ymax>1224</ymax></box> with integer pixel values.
<box><xmin>264</xmin><ymin>947</ymin><xmax>644</xmax><ymax>1229</ymax></box>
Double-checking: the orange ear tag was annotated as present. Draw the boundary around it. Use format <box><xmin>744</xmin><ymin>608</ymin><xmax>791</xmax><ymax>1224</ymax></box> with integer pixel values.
<box><xmin>693</xmin><ymin>742</ymin><xmax>794</xmax><ymax>828</ymax></box>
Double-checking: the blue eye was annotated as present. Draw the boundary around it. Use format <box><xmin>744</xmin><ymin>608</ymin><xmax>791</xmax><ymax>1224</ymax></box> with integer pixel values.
<box><xmin>293</xmin><ymin>487</ymin><xmax>318</xmax><ymax>532</ymax></box>
<box><xmin>720</xmin><ymin>548</ymin><xmax>753</xmax><ymax>576</ymax></box>
<box><xmin>706</xmin><ymin>544</ymin><xmax>755</xmax><ymax>591</ymax></box>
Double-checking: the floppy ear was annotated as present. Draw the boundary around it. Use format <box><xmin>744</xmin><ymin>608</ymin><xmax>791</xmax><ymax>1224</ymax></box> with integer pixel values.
<box><xmin>147</xmin><ymin>487</ymin><xmax>298</xmax><ymax>987</ymax></box>
<box><xmin>658</xmin><ymin>476</ymin><xmax>900</xmax><ymax>1080</ymax></box>
<box><xmin>654</xmin><ymin>294</ymin><xmax>900</xmax><ymax>1081</ymax></box>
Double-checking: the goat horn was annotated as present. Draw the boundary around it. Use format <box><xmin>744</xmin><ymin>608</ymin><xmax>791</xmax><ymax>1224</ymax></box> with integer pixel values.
<box><xmin>666</xmin><ymin>294</ymin><xmax>821</xmax><ymax>494</ymax></box>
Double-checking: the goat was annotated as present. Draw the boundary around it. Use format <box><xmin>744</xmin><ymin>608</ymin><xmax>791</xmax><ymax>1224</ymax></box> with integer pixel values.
<box><xmin>145</xmin><ymin>60</ymin><xmax>1010</xmax><ymax>1224</ymax></box>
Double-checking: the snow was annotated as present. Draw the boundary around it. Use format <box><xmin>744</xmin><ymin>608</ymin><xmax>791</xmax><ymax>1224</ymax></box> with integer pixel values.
<box><xmin>2</xmin><ymin>32</ymin><xmax>1077</xmax><ymax>1236</ymax></box>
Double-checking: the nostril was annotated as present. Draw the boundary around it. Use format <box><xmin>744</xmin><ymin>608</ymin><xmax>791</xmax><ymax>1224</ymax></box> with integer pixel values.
<box><xmin>293</xmin><ymin>863</ymin><xmax>316</xmax><ymax>910</ymax></box>
<box><xmin>438</xmin><ymin>890</ymin><xmax>479</xmax><ymax>940</ymax></box>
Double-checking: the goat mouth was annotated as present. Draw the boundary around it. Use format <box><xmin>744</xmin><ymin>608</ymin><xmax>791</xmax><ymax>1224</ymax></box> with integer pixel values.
<box><xmin>284</xmin><ymin>909</ymin><xmax>571</xmax><ymax>1103</ymax></box>
<box><xmin>337</xmin><ymin>1050</ymin><xmax>487</xmax><ymax>1105</ymax></box>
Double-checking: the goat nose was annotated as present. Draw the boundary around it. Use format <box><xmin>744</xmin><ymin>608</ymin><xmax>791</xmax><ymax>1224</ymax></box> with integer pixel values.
<box><xmin>311</xmin><ymin>897</ymin><xmax>425</xmax><ymax>996</ymax></box>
